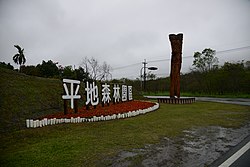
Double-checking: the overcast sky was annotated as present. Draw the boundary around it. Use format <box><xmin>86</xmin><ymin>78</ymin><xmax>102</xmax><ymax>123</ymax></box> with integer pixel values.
<box><xmin>0</xmin><ymin>0</ymin><xmax>250</xmax><ymax>79</ymax></box>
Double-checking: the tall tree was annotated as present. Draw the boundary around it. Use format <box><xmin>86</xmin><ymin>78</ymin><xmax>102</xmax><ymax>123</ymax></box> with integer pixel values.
<box><xmin>61</xmin><ymin>66</ymin><xmax>76</xmax><ymax>79</ymax></box>
<box><xmin>36</xmin><ymin>60</ymin><xmax>59</xmax><ymax>78</ymax></box>
<box><xmin>100</xmin><ymin>61</ymin><xmax>112</xmax><ymax>81</ymax></box>
<box><xmin>81</xmin><ymin>57</ymin><xmax>112</xmax><ymax>81</ymax></box>
<box><xmin>88</xmin><ymin>57</ymin><xmax>100</xmax><ymax>80</ymax></box>
<box><xmin>75</xmin><ymin>67</ymin><xmax>89</xmax><ymax>81</ymax></box>
<box><xmin>193</xmin><ymin>48</ymin><xmax>218</xmax><ymax>72</ymax></box>
<box><xmin>13</xmin><ymin>45</ymin><xmax>26</xmax><ymax>71</ymax></box>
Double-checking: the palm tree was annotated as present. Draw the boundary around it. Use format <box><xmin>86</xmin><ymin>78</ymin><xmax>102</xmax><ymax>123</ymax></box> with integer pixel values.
<box><xmin>13</xmin><ymin>45</ymin><xmax>26</xmax><ymax>71</ymax></box>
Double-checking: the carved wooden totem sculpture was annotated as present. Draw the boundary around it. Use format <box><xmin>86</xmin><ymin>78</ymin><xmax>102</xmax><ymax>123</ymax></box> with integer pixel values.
<box><xmin>169</xmin><ymin>33</ymin><xmax>183</xmax><ymax>98</ymax></box>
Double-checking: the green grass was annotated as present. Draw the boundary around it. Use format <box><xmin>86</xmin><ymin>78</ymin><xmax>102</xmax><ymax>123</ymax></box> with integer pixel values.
<box><xmin>1</xmin><ymin>102</ymin><xmax>249</xmax><ymax>167</ymax></box>
<box><xmin>0</xmin><ymin>68</ymin><xmax>63</xmax><ymax>133</ymax></box>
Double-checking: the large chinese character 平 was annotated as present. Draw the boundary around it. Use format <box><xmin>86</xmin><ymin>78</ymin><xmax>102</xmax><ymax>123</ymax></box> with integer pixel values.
<box><xmin>85</xmin><ymin>81</ymin><xmax>99</xmax><ymax>106</ymax></box>
<box><xmin>102</xmin><ymin>83</ymin><xmax>111</xmax><ymax>104</ymax></box>
<box><xmin>113</xmin><ymin>84</ymin><xmax>120</xmax><ymax>103</ymax></box>
<box><xmin>62</xmin><ymin>79</ymin><xmax>81</xmax><ymax>109</ymax></box>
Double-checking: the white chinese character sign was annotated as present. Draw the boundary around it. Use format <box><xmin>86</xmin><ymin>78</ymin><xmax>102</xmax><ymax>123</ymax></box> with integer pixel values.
<box><xmin>61</xmin><ymin>79</ymin><xmax>133</xmax><ymax>113</ymax></box>
<box><xmin>62</xmin><ymin>79</ymin><xmax>81</xmax><ymax>109</ymax></box>
<box><xmin>122</xmin><ymin>85</ymin><xmax>127</xmax><ymax>102</ymax></box>
<box><xmin>101</xmin><ymin>83</ymin><xmax>111</xmax><ymax>106</ymax></box>
<box><xmin>85</xmin><ymin>81</ymin><xmax>99</xmax><ymax>107</ymax></box>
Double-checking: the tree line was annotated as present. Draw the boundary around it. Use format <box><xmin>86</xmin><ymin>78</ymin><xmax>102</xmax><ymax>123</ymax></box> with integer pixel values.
<box><xmin>2</xmin><ymin>45</ymin><xmax>112</xmax><ymax>81</ymax></box>
<box><xmin>145</xmin><ymin>48</ymin><xmax>250</xmax><ymax>96</ymax></box>
<box><xmin>2</xmin><ymin>45</ymin><xmax>249</xmax><ymax>96</ymax></box>
<box><xmin>180</xmin><ymin>61</ymin><xmax>250</xmax><ymax>95</ymax></box>
<box><xmin>18</xmin><ymin>58</ymin><xmax>112</xmax><ymax>81</ymax></box>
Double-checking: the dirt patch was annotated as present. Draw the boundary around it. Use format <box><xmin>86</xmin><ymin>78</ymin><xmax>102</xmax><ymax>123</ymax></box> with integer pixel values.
<box><xmin>103</xmin><ymin>123</ymin><xmax>250</xmax><ymax>167</ymax></box>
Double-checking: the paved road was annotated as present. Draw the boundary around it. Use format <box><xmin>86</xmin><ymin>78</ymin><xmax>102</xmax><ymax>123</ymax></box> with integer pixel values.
<box><xmin>231</xmin><ymin>149</ymin><xmax>250</xmax><ymax>167</ymax></box>
<box><xmin>196</xmin><ymin>97</ymin><xmax>250</xmax><ymax>106</ymax></box>
<box><xmin>200</xmin><ymin>97</ymin><xmax>250</xmax><ymax>167</ymax></box>
<box><xmin>211</xmin><ymin>135</ymin><xmax>250</xmax><ymax>167</ymax></box>
<box><xmin>145</xmin><ymin>96</ymin><xmax>250</xmax><ymax>166</ymax></box>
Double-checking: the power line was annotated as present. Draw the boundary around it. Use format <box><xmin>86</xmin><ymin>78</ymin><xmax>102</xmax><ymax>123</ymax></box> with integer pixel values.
<box><xmin>216</xmin><ymin>45</ymin><xmax>250</xmax><ymax>54</ymax></box>
<box><xmin>112</xmin><ymin>45</ymin><xmax>250</xmax><ymax>71</ymax></box>
<box><xmin>113</xmin><ymin>62</ymin><xmax>141</xmax><ymax>70</ymax></box>
<box><xmin>148</xmin><ymin>45</ymin><xmax>250</xmax><ymax>63</ymax></box>
<box><xmin>147</xmin><ymin>55</ymin><xmax>193</xmax><ymax>63</ymax></box>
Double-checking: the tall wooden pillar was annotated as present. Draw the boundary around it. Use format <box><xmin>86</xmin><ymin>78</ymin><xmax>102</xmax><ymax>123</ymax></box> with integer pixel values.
<box><xmin>169</xmin><ymin>33</ymin><xmax>183</xmax><ymax>98</ymax></box>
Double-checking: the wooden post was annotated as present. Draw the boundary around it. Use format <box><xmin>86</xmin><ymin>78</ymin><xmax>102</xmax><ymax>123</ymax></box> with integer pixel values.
<box><xmin>169</xmin><ymin>33</ymin><xmax>183</xmax><ymax>98</ymax></box>
<box><xmin>74</xmin><ymin>100</ymin><xmax>78</xmax><ymax>113</ymax></box>
<box><xmin>86</xmin><ymin>104</ymin><xmax>89</xmax><ymax>110</ymax></box>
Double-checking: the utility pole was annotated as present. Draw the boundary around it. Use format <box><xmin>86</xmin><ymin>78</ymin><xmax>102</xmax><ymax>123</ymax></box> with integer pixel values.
<box><xmin>142</xmin><ymin>59</ymin><xmax>147</xmax><ymax>91</ymax></box>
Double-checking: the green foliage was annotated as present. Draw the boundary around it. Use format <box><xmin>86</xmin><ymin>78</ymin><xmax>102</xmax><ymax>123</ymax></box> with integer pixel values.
<box><xmin>37</xmin><ymin>60</ymin><xmax>59</xmax><ymax>78</ymax></box>
<box><xmin>76</xmin><ymin>67</ymin><xmax>89</xmax><ymax>81</ymax></box>
<box><xmin>181</xmin><ymin>61</ymin><xmax>250</xmax><ymax>95</ymax></box>
<box><xmin>61</xmin><ymin>66</ymin><xmax>76</xmax><ymax>79</ymax></box>
<box><xmin>146</xmin><ymin>71</ymin><xmax>157</xmax><ymax>80</ymax></box>
<box><xmin>144</xmin><ymin>61</ymin><xmax>250</xmax><ymax>96</ymax></box>
<box><xmin>0</xmin><ymin>62</ymin><xmax>14</xmax><ymax>70</ymax></box>
<box><xmin>10</xmin><ymin>54</ymin><xmax>111</xmax><ymax>81</ymax></box>
<box><xmin>193</xmin><ymin>48</ymin><xmax>218</xmax><ymax>72</ymax></box>
<box><xmin>146</xmin><ymin>77</ymin><xmax>170</xmax><ymax>93</ymax></box>
<box><xmin>21</xmin><ymin>60</ymin><xmax>90</xmax><ymax>81</ymax></box>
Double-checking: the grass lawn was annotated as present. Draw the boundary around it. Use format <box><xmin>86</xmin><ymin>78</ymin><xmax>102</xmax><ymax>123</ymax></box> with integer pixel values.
<box><xmin>1</xmin><ymin>101</ymin><xmax>250</xmax><ymax>167</ymax></box>
<box><xmin>0</xmin><ymin>68</ymin><xmax>63</xmax><ymax>133</ymax></box>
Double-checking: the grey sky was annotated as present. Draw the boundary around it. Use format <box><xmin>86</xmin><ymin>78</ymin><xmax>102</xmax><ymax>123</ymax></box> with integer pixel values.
<box><xmin>0</xmin><ymin>0</ymin><xmax>250</xmax><ymax>79</ymax></box>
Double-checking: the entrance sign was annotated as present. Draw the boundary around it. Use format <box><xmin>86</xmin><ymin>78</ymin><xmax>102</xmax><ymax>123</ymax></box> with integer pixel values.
<box><xmin>26</xmin><ymin>81</ymin><xmax>138</xmax><ymax>128</ymax></box>
<box><xmin>101</xmin><ymin>83</ymin><xmax>111</xmax><ymax>104</ymax></box>
<box><xmin>62</xmin><ymin>79</ymin><xmax>133</xmax><ymax>109</ymax></box>
<box><xmin>62</xmin><ymin>79</ymin><xmax>81</xmax><ymax>109</ymax></box>
<box><xmin>85</xmin><ymin>81</ymin><xmax>99</xmax><ymax>106</ymax></box>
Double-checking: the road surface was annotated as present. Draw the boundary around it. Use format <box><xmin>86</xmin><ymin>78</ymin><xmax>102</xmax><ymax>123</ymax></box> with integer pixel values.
<box><xmin>145</xmin><ymin>96</ymin><xmax>250</xmax><ymax>166</ymax></box>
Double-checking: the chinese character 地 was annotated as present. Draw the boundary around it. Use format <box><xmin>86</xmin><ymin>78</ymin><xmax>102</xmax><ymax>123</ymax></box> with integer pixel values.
<box><xmin>102</xmin><ymin>83</ymin><xmax>111</xmax><ymax>104</ymax></box>
<box><xmin>62</xmin><ymin>79</ymin><xmax>81</xmax><ymax>109</ymax></box>
<box><xmin>85</xmin><ymin>81</ymin><xmax>99</xmax><ymax>106</ymax></box>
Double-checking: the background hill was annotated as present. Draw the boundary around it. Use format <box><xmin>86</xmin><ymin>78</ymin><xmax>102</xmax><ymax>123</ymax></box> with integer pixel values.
<box><xmin>0</xmin><ymin>68</ymin><xmax>63</xmax><ymax>133</ymax></box>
